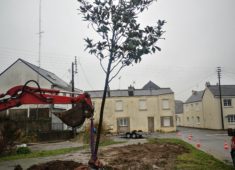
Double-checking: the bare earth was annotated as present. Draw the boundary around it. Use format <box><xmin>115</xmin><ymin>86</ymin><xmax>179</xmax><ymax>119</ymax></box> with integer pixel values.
<box><xmin>25</xmin><ymin>142</ymin><xmax>188</xmax><ymax>170</ymax></box>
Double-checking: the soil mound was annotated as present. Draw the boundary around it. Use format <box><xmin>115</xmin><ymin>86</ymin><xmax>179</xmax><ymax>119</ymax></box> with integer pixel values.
<box><xmin>27</xmin><ymin>160</ymin><xmax>87</xmax><ymax>170</ymax></box>
<box><xmin>18</xmin><ymin>141</ymin><xmax>188</xmax><ymax>170</ymax></box>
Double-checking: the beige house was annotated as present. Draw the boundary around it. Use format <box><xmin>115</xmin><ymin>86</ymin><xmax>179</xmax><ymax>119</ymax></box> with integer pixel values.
<box><xmin>182</xmin><ymin>83</ymin><xmax>235</xmax><ymax>130</ymax></box>
<box><xmin>203</xmin><ymin>84</ymin><xmax>235</xmax><ymax>129</ymax></box>
<box><xmin>0</xmin><ymin>58</ymin><xmax>78</xmax><ymax>131</ymax></box>
<box><xmin>183</xmin><ymin>91</ymin><xmax>205</xmax><ymax>128</ymax></box>
<box><xmin>88</xmin><ymin>81</ymin><xmax>176</xmax><ymax>133</ymax></box>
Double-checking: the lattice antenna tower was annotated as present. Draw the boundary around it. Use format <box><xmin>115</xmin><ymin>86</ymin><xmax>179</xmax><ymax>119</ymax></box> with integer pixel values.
<box><xmin>37</xmin><ymin>0</ymin><xmax>44</xmax><ymax>82</ymax></box>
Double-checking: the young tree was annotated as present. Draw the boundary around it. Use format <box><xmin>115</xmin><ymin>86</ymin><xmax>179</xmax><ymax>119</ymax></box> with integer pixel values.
<box><xmin>78</xmin><ymin>0</ymin><xmax>165</xmax><ymax>162</ymax></box>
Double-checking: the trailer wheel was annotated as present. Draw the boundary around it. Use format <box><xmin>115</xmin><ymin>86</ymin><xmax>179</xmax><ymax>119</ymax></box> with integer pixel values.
<box><xmin>132</xmin><ymin>133</ymin><xmax>137</xmax><ymax>139</ymax></box>
<box><xmin>125</xmin><ymin>132</ymin><xmax>131</xmax><ymax>138</ymax></box>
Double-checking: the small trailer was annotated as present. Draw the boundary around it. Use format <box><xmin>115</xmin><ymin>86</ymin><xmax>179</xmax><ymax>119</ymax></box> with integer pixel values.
<box><xmin>123</xmin><ymin>130</ymin><xmax>144</xmax><ymax>139</ymax></box>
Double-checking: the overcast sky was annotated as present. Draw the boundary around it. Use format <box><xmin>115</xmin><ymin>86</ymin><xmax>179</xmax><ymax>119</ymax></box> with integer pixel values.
<box><xmin>0</xmin><ymin>0</ymin><xmax>235</xmax><ymax>101</ymax></box>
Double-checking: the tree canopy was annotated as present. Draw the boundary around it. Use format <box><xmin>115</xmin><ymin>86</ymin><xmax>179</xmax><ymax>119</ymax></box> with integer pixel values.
<box><xmin>78</xmin><ymin>0</ymin><xmax>165</xmax><ymax>82</ymax></box>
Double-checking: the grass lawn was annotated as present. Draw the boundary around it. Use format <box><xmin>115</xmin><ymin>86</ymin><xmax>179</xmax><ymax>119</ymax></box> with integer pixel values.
<box><xmin>149</xmin><ymin>138</ymin><xmax>234</xmax><ymax>170</ymax></box>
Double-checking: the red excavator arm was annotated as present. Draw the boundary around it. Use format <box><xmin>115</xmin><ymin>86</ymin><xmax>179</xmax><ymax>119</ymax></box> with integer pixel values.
<box><xmin>0</xmin><ymin>80</ymin><xmax>103</xmax><ymax>168</ymax></box>
<box><xmin>0</xmin><ymin>80</ymin><xmax>94</xmax><ymax>127</ymax></box>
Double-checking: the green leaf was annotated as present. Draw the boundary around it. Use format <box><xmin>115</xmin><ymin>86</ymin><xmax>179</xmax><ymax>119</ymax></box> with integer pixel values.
<box><xmin>155</xmin><ymin>46</ymin><xmax>161</xmax><ymax>51</ymax></box>
<box><xmin>152</xmin><ymin>47</ymin><xmax>155</xmax><ymax>53</ymax></box>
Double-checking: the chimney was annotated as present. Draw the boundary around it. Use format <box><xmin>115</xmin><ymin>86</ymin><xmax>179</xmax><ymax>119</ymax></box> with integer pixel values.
<box><xmin>192</xmin><ymin>90</ymin><xmax>197</xmax><ymax>95</ymax></box>
<box><xmin>205</xmin><ymin>81</ymin><xmax>210</xmax><ymax>87</ymax></box>
<box><xmin>128</xmin><ymin>85</ymin><xmax>135</xmax><ymax>96</ymax></box>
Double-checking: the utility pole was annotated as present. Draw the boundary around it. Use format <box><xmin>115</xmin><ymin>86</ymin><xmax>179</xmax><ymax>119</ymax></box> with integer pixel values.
<box><xmin>71</xmin><ymin>56</ymin><xmax>78</xmax><ymax>106</ymax></box>
<box><xmin>217</xmin><ymin>67</ymin><xmax>224</xmax><ymax>130</ymax></box>
<box><xmin>71</xmin><ymin>57</ymin><xmax>78</xmax><ymax>136</ymax></box>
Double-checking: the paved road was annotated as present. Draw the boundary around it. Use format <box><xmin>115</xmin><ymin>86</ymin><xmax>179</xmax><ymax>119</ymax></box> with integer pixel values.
<box><xmin>152</xmin><ymin>127</ymin><xmax>233</xmax><ymax>165</ymax></box>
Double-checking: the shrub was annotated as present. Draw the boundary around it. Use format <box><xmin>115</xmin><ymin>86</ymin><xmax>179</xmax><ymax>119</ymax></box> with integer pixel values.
<box><xmin>78</xmin><ymin>121</ymin><xmax>110</xmax><ymax>144</ymax></box>
<box><xmin>0</xmin><ymin>117</ymin><xmax>21</xmax><ymax>155</ymax></box>
<box><xmin>16</xmin><ymin>147</ymin><xmax>31</xmax><ymax>154</ymax></box>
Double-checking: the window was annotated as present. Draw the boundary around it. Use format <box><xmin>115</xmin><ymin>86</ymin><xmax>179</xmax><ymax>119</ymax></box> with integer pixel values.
<box><xmin>139</xmin><ymin>99</ymin><xmax>147</xmax><ymax>110</ymax></box>
<box><xmin>162</xmin><ymin>99</ymin><xmax>169</xmax><ymax>109</ymax></box>
<box><xmin>228</xmin><ymin>115</ymin><xmax>235</xmax><ymax>123</ymax></box>
<box><xmin>187</xmin><ymin>117</ymin><xmax>189</xmax><ymax>122</ymax></box>
<box><xmin>177</xmin><ymin>117</ymin><xmax>181</xmax><ymax>123</ymax></box>
<box><xmin>161</xmin><ymin>116</ymin><xmax>173</xmax><ymax>127</ymax></box>
<box><xmin>185</xmin><ymin>105</ymin><xmax>189</xmax><ymax>111</ymax></box>
<box><xmin>224</xmin><ymin>99</ymin><xmax>232</xmax><ymax>107</ymax></box>
<box><xmin>118</xmin><ymin>117</ymin><xmax>129</xmax><ymax>126</ymax></box>
<box><xmin>115</xmin><ymin>100</ymin><xmax>123</xmax><ymax>111</ymax></box>
<box><xmin>197</xmin><ymin>116</ymin><xmax>200</xmax><ymax>124</ymax></box>
<box><xmin>195</xmin><ymin>103</ymin><xmax>200</xmax><ymax>111</ymax></box>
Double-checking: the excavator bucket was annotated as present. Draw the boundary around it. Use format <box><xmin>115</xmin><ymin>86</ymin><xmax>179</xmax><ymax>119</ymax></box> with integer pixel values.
<box><xmin>53</xmin><ymin>101</ymin><xmax>93</xmax><ymax>128</ymax></box>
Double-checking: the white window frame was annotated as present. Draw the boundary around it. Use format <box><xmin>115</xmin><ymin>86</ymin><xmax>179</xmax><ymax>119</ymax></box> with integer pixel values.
<box><xmin>196</xmin><ymin>116</ymin><xmax>200</xmax><ymax>124</ymax></box>
<box><xmin>161</xmin><ymin>116</ymin><xmax>173</xmax><ymax>127</ymax></box>
<box><xmin>118</xmin><ymin>117</ymin><xmax>129</xmax><ymax>127</ymax></box>
<box><xmin>224</xmin><ymin>99</ymin><xmax>232</xmax><ymax>107</ymax></box>
<box><xmin>177</xmin><ymin>117</ymin><xmax>181</xmax><ymax>123</ymax></box>
<box><xmin>139</xmin><ymin>99</ymin><xmax>147</xmax><ymax>111</ymax></box>
<box><xmin>115</xmin><ymin>100</ymin><xmax>123</xmax><ymax>111</ymax></box>
<box><xmin>195</xmin><ymin>102</ymin><xmax>200</xmax><ymax>111</ymax></box>
<box><xmin>163</xmin><ymin>117</ymin><xmax>171</xmax><ymax>127</ymax></box>
<box><xmin>162</xmin><ymin>99</ymin><xmax>170</xmax><ymax>110</ymax></box>
<box><xmin>228</xmin><ymin>115</ymin><xmax>235</xmax><ymax>123</ymax></box>
<box><xmin>185</xmin><ymin>104</ymin><xmax>189</xmax><ymax>112</ymax></box>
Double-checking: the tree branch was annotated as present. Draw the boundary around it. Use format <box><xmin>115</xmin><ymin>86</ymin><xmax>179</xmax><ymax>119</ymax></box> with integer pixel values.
<box><xmin>99</xmin><ymin>59</ymin><xmax>107</xmax><ymax>73</ymax></box>
<box><xmin>110</xmin><ymin>56</ymin><xmax>123</xmax><ymax>72</ymax></box>
<box><xmin>108</xmin><ymin>64</ymin><xmax>126</xmax><ymax>83</ymax></box>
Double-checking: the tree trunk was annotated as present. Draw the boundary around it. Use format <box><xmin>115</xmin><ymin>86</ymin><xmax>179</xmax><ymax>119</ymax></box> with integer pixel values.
<box><xmin>94</xmin><ymin>56</ymin><xmax>113</xmax><ymax>159</ymax></box>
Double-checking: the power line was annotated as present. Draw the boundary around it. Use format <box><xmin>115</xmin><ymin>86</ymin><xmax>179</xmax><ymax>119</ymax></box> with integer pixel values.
<box><xmin>223</xmin><ymin>70</ymin><xmax>235</xmax><ymax>76</ymax></box>
<box><xmin>176</xmin><ymin>71</ymin><xmax>215</xmax><ymax>97</ymax></box>
<box><xmin>77</xmin><ymin>59</ymin><xmax>94</xmax><ymax>90</ymax></box>
<box><xmin>0</xmin><ymin>46</ymin><xmax>76</xmax><ymax>58</ymax></box>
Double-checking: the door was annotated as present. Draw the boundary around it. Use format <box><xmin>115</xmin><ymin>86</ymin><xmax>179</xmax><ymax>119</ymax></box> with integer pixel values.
<box><xmin>148</xmin><ymin>117</ymin><xmax>154</xmax><ymax>132</ymax></box>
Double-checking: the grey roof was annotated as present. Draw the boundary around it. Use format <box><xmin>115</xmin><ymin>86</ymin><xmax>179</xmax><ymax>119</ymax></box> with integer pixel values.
<box><xmin>0</xmin><ymin>58</ymin><xmax>72</xmax><ymax>91</ymax></box>
<box><xmin>185</xmin><ymin>91</ymin><xmax>204</xmax><ymax>104</ymax></box>
<box><xmin>20</xmin><ymin>59</ymin><xmax>72</xmax><ymax>90</ymax></box>
<box><xmin>142</xmin><ymin>81</ymin><xmax>160</xmax><ymax>90</ymax></box>
<box><xmin>208</xmin><ymin>85</ymin><xmax>235</xmax><ymax>97</ymax></box>
<box><xmin>87</xmin><ymin>88</ymin><xmax>173</xmax><ymax>98</ymax></box>
<box><xmin>175</xmin><ymin>100</ymin><xmax>183</xmax><ymax>114</ymax></box>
